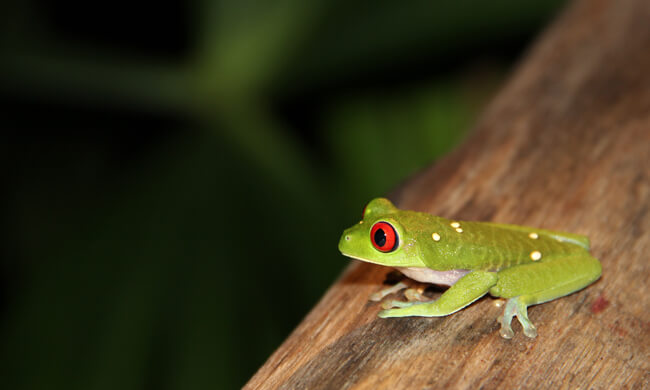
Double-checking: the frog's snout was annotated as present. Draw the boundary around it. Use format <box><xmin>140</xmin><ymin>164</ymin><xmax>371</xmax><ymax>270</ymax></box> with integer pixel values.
<box><xmin>338</xmin><ymin>228</ymin><xmax>354</xmax><ymax>254</ymax></box>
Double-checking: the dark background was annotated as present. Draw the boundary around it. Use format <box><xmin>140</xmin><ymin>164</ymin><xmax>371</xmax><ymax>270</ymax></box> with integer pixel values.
<box><xmin>1</xmin><ymin>1</ymin><xmax>565</xmax><ymax>388</ymax></box>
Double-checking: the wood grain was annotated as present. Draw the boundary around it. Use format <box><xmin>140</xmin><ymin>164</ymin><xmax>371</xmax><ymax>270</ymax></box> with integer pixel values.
<box><xmin>246</xmin><ymin>0</ymin><xmax>650</xmax><ymax>388</ymax></box>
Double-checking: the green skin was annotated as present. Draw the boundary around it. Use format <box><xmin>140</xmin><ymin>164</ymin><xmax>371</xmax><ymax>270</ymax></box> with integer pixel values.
<box><xmin>338</xmin><ymin>198</ymin><xmax>602</xmax><ymax>339</ymax></box>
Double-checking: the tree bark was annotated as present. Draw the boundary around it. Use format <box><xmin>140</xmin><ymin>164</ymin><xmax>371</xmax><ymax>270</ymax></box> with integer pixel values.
<box><xmin>246</xmin><ymin>0</ymin><xmax>650</xmax><ymax>388</ymax></box>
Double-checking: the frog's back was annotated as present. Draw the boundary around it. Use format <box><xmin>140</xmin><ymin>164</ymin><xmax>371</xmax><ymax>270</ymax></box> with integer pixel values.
<box><xmin>478</xmin><ymin>221</ymin><xmax>590</xmax><ymax>250</ymax></box>
<box><xmin>416</xmin><ymin>215</ymin><xmax>590</xmax><ymax>271</ymax></box>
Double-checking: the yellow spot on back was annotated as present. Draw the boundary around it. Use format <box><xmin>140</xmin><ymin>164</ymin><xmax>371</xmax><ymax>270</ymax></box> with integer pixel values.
<box><xmin>450</xmin><ymin>222</ymin><xmax>460</xmax><ymax>228</ymax></box>
<box><xmin>455</xmin><ymin>228</ymin><xmax>463</xmax><ymax>233</ymax></box>
<box><xmin>432</xmin><ymin>233</ymin><xmax>441</xmax><ymax>241</ymax></box>
<box><xmin>529</xmin><ymin>232</ymin><xmax>539</xmax><ymax>239</ymax></box>
<box><xmin>530</xmin><ymin>251</ymin><xmax>542</xmax><ymax>261</ymax></box>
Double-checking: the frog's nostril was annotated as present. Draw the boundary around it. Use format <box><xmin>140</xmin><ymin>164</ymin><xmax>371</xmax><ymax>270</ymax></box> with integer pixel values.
<box><xmin>345</xmin><ymin>235</ymin><xmax>351</xmax><ymax>241</ymax></box>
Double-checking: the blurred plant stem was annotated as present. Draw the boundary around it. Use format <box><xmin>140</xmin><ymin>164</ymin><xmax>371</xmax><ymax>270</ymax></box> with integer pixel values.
<box><xmin>192</xmin><ymin>0</ymin><xmax>322</xmax><ymax>98</ymax></box>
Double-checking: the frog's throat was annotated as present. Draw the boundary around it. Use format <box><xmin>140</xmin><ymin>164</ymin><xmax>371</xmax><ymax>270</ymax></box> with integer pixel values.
<box><xmin>341</xmin><ymin>252</ymin><xmax>468</xmax><ymax>286</ymax></box>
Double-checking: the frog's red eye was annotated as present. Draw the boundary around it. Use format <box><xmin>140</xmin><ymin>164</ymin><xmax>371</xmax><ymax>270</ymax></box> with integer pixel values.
<box><xmin>370</xmin><ymin>222</ymin><xmax>398</xmax><ymax>252</ymax></box>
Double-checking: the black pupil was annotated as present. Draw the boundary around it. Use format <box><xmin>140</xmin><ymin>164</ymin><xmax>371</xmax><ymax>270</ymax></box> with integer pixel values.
<box><xmin>374</xmin><ymin>228</ymin><xmax>386</xmax><ymax>247</ymax></box>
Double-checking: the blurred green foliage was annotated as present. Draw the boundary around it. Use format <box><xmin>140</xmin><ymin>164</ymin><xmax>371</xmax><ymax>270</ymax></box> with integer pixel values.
<box><xmin>1</xmin><ymin>0</ymin><xmax>565</xmax><ymax>388</ymax></box>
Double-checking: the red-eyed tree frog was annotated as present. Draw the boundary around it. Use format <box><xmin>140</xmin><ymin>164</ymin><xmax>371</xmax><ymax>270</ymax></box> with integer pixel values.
<box><xmin>338</xmin><ymin>198</ymin><xmax>602</xmax><ymax>339</ymax></box>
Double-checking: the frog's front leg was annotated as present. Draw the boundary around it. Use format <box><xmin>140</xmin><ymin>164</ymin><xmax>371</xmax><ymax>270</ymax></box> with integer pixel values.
<box><xmin>490</xmin><ymin>253</ymin><xmax>601</xmax><ymax>339</ymax></box>
<box><xmin>378</xmin><ymin>271</ymin><xmax>497</xmax><ymax>317</ymax></box>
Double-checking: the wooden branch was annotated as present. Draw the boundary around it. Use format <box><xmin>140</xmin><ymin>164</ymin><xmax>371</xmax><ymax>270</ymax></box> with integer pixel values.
<box><xmin>246</xmin><ymin>0</ymin><xmax>650</xmax><ymax>388</ymax></box>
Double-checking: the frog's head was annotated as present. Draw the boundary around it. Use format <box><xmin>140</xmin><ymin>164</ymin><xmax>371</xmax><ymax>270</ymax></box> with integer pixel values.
<box><xmin>338</xmin><ymin>198</ymin><xmax>426</xmax><ymax>268</ymax></box>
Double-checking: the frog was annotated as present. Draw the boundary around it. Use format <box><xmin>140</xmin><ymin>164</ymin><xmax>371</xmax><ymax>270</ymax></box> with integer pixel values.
<box><xmin>338</xmin><ymin>198</ymin><xmax>602</xmax><ymax>338</ymax></box>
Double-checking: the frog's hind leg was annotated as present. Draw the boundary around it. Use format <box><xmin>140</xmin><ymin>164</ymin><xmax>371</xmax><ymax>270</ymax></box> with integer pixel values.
<box><xmin>491</xmin><ymin>253</ymin><xmax>602</xmax><ymax>339</ymax></box>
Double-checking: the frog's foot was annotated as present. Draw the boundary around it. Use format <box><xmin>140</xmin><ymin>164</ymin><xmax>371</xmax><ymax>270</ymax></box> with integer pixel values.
<box><xmin>404</xmin><ymin>288</ymin><xmax>428</xmax><ymax>302</ymax></box>
<box><xmin>498</xmin><ymin>297</ymin><xmax>537</xmax><ymax>339</ymax></box>
<box><xmin>369</xmin><ymin>281</ymin><xmax>408</xmax><ymax>302</ymax></box>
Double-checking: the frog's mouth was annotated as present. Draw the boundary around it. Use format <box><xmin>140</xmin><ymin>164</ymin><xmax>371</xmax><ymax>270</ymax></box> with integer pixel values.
<box><xmin>339</xmin><ymin>251</ymin><xmax>389</xmax><ymax>267</ymax></box>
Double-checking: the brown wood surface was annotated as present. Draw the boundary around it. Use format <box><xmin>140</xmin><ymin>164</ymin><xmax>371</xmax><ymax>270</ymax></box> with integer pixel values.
<box><xmin>246</xmin><ymin>0</ymin><xmax>650</xmax><ymax>388</ymax></box>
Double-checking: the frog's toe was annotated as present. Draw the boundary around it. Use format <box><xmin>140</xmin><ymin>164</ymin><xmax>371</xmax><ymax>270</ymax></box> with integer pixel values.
<box><xmin>381</xmin><ymin>300</ymin><xmax>413</xmax><ymax>310</ymax></box>
<box><xmin>378</xmin><ymin>300</ymin><xmax>423</xmax><ymax>316</ymax></box>
<box><xmin>369</xmin><ymin>281</ymin><xmax>408</xmax><ymax>302</ymax></box>
<box><xmin>498</xmin><ymin>316</ymin><xmax>515</xmax><ymax>339</ymax></box>
<box><xmin>499</xmin><ymin>326</ymin><xmax>515</xmax><ymax>339</ymax></box>
<box><xmin>513</xmin><ymin>300</ymin><xmax>537</xmax><ymax>339</ymax></box>
<box><xmin>498</xmin><ymin>299</ymin><xmax>516</xmax><ymax>339</ymax></box>
<box><xmin>378</xmin><ymin>308</ymin><xmax>395</xmax><ymax>318</ymax></box>
<box><xmin>404</xmin><ymin>288</ymin><xmax>428</xmax><ymax>301</ymax></box>
<box><xmin>523</xmin><ymin>323</ymin><xmax>537</xmax><ymax>338</ymax></box>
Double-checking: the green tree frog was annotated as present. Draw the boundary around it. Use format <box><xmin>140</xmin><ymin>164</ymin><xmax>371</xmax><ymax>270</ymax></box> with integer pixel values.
<box><xmin>338</xmin><ymin>198</ymin><xmax>602</xmax><ymax>339</ymax></box>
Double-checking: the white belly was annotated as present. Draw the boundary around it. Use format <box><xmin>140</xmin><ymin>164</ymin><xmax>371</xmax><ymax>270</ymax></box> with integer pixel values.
<box><xmin>395</xmin><ymin>267</ymin><xmax>469</xmax><ymax>286</ymax></box>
